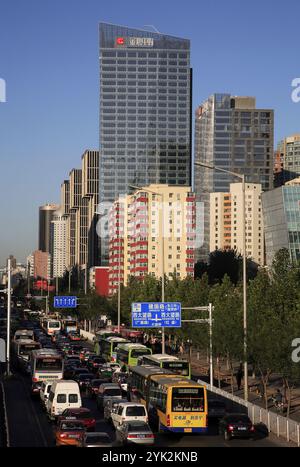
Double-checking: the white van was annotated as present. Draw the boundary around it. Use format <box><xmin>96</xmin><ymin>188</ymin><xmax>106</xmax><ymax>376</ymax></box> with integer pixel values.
<box><xmin>46</xmin><ymin>380</ymin><xmax>81</xmax><ymax>420</ymax></box>
<box><xmin>40</xmin><ymin>381</ymin><xmax>52</xmax><ymax>408</ymax></box>
<box><xmin>111</xmin><ymin>402</ymin><xmax>148</xmax><ymax>428</ymax></box>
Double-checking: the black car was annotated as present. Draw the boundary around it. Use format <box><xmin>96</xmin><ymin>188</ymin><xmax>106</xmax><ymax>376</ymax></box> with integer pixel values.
<box><xmin>87</xmin><ymin>357</ymin><xmax>104</xmax><ymax>373</ymax></box>
<box><xmin>75</xmin><ymin>373</ymin><xmax>94</xmax><ymax>391</ymax></box>
<box><xmin>219</xmin><ymin>413</ymin><xmax>255</xmax><ymax>440</ymax></box>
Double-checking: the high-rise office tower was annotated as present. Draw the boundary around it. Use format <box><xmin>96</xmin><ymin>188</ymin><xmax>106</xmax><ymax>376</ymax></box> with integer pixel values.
<box><xmin>273</xmin><ymin>134</ymin><xmax>300</xmax><ymax>187</ymax></box>
<box><xmin>194</xmin><ymin>94</ymin><xmax>273</xmax><ymax>260</ymax></box>
<box><xmin>80</xmin><ymin>150</ymin><xmax>100</xmax><ymax>269</ymax></box>
<box><xmin>50</xmin><ymin>209</ymin><xmax>68</xmax><ymax>278</ymax></box>
<box><xmin>69</xmin><ymin>169</ymin><xmax>82</xmax><ymax>267</ymax></box>
<box><xmin>99</xmin><ymin>22</ymin><xmax>192</xmax><ymax>262</ymax></box>
<box><xmin>38</xmin><ymin>204</ymin><xmax>59</xmax><ymax>253</ymax></box>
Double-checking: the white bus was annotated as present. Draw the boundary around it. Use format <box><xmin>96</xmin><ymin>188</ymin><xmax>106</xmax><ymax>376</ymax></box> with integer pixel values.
<box><xmin>61</xmin><ymin>318</ymin><xmax>77</xmax><ymax>335</ymax></box>
<box><xmin>12</xmin><ymin>338</ymin><xmax>41</xmax><ymax>372</ymax></box>
<box><xmin>13</xmin><ymin>329</ymin><xmax>34</xmax><ymax>342</ymax></box>
<box><xmin>29</xmin><ymin>348</ymin><xmax>64</xmax><ymax>395</ymax></box>
<box><xmin>41</xmin><ymin>318</ymin><xmax>61</xmax><ymax>336</ymax></box>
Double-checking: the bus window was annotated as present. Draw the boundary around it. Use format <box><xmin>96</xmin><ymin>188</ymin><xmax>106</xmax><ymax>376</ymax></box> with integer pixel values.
<box><xmin>172</xmin><ymin>387</ymin><xmax>205</xmax><ymax>412</ymax></box>
<box><xmin>131</xmin><ymin>348</ymin><xmax>151</xmax><ymax>358</ymax></box>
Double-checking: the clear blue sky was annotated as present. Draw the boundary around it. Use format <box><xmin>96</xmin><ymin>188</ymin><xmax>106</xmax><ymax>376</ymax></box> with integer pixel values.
<box><xmin>1</xmin><ymin>0</ymin><xmax>300</xmax><ymax>266</ymax></box>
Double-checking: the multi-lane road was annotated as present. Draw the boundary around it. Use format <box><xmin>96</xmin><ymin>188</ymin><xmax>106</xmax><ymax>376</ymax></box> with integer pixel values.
<box><xmin>2</xmin><ymin>369</ymin><xmax>294</xmax><ymax>448</ymax></box>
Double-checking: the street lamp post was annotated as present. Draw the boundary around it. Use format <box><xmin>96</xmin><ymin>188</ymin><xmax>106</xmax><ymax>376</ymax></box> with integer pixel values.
<box><xmin>195</xmin><ymin>162</ymin><xmax>248</xmax><ymax>401</ymax></box>
<box><xmin>130</xmin><ymin>185</ymin><xmax>165</xmax><ymax>353</ymax></box>
<box><xmin>6</xmin><ymin>258</ymin><xmax>11</xmax><ymax>376</ymax></box>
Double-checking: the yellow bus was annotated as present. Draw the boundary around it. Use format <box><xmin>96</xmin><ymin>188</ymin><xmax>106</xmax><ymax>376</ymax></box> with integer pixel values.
<box><xmin>128</xmin><ymin>366</ymin><xmax>208</xmax><ymax>434</ymax></box>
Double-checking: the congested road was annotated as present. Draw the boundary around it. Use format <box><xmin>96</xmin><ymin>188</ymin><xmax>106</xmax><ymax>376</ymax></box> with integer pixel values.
<box><xmin>4</xmin><ymin>370</ymin><xmax>292</xmax><ymax>447</ymax></box>
<box><xmin>2</xmin><ymin>316</ymin><xmax>293</xmax><ymax>448</ymax></box>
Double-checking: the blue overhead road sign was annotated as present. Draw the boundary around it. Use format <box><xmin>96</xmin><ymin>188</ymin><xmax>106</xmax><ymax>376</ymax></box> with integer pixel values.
<box><xmin>132</xmin><ymin>302</ymin><xmax>181</xmax><ymax>328</ymax></box>
<box><xmin>54</xmin><ymin>296</ymin><xmax>77</xmax><ymax>308</ymax></box>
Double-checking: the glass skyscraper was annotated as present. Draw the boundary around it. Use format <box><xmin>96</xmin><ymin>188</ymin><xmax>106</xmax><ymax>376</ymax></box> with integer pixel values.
<box><xmin>262</xmin><ymin>183</ymin><xmax>300</xmax><ymax>266</ymax></box>
<box><xmin>99</xmin><ymin>23</ymin><xmax>192</xmax><ymax>262</ymax></box>
<box><xmin>194</xmin><ymin>94</ymin><xmax>274</xmax><ymax>260</ymax></box>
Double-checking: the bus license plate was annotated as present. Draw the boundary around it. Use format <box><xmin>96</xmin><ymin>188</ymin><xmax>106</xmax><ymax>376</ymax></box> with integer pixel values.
<box><xmin>184</xmin><ymin>428</ymin><xmax>192</xmax><ymax>433</ymax></box>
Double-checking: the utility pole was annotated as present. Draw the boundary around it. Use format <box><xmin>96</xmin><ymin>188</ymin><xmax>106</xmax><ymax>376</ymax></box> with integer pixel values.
<box><xmin>27</xmin><ymin>261</ymin><xmax>30</xmax><ymax>295</ymax></box>
<box><xmin>68</xmin><ymin>268</ymin><xmax>72</xmax><ymax>294</ymax></box>
<box><xmin>6</xmin><ymin>258</ymin><xmax>11</xmax><ymax>376</ymax></box>
<box><xmin>209</xmin><ymin>303</ymin><xmax>213</xmax><ymax>387</ymax></box>
<box><xmin>182</xmin><ymin>304</ymin><xmax>214</xmax><ymax>387</ymax></box>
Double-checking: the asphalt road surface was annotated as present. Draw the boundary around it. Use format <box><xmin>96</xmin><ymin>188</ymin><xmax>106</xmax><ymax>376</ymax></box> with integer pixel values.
<box><xmin>3</xmin><ymin>369</ymin><xmax>294</xmax><ymax>448</ymax></box>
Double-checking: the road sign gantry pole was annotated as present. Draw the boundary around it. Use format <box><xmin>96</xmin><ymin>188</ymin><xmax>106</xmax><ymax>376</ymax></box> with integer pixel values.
<box><xmin>182</xmin><ymin>303</ymin><xmax>214</xmax><ymax>387</ymax></box>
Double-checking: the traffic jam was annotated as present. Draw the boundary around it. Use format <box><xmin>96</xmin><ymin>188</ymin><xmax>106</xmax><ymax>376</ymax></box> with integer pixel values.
<box><xmin>10</xmin><ymin>311</ymin><xmax>258</xmax><ymax>447</ymax></box>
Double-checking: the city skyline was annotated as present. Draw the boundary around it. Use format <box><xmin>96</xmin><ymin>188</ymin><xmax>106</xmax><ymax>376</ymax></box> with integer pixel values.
<box><xmin>1</xmin><ymin>0</ymin><xmax>300</xmax><ymax>265</ymax></box>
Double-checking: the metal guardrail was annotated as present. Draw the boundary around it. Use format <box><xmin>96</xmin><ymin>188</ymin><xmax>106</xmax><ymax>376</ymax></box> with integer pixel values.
<box><xmin>0</xmin><ymin>380</ymin><xmax>9</xmax><ymax>447</ymax></box>
<box><xmin>197</xmin><ymin>379</ymin><xmax>300</xmax><ymax>446</ymax></box>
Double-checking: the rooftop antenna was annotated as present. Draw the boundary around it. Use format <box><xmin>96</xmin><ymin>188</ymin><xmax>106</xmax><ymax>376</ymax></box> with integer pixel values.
<box><xmin>143</xmin><ymin>24</ymin><xmax>161</xmax><ymax>33</ymax></box>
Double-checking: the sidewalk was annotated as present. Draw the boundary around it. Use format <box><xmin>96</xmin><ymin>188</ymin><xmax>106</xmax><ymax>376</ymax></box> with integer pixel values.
<box><xmin>186</xmin><ymin>349</ymin><xmax>300</xmax><ymax>424</ymax></box>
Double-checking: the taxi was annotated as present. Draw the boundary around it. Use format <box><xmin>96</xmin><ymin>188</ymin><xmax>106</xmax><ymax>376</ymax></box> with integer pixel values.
<box><xmin>55</xmin><ymin>419</ymin><xmax>85</xmax><ymax>446</ymax></box>
<box><xmin>58</xmin><ymin>408</ymin><xmax>96</xmax><ymax>431</ymax></box>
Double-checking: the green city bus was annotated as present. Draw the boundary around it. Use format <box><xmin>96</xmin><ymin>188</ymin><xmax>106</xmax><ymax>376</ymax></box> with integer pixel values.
<box><xmin>98</xmin><ymin>336</ymin><xmax>130</xmax><ymax>362</ymax></box>
<box><xmin>138</xmin><ymin>354</ymin><xmax>191</xmax><ymax>379</ymax></box>
<box><xmin>116</xmin><ymin>343</ymin><xmax>152</xmax><ymax>368</ymax></box>
<box><xmin>94</xmin><ymin>331</ymin><xmax>119</xmax><ymax>355</ymax></box>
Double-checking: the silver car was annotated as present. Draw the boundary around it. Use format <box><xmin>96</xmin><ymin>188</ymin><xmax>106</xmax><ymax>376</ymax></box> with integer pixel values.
<box><xmin>115</xmin><ymin>421</ymin><xmax>155</xmax><ymax>446</ymax></box>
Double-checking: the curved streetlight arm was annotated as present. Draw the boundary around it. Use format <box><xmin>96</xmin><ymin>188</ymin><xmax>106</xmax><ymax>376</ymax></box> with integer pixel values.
<box><xmin>194</xmin><ymin>161</ymin><xmax>244</xmax><ymax>180</ymax></box>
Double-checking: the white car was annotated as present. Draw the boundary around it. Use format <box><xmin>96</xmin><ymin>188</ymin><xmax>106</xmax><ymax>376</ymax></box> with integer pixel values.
<box><xmin>39</xmin><ymin>381</ymin><xmax>52</xmax><ymax>408</ymax></box>
<box><xmin>111</xmin><ymin>402</ymin><xmax>148</xmax><ymax>428</ymax></box>
<box><xmin>103</xmin><ymin>362</ymin><xmax>121</xmax><ymax>372</ymax></box>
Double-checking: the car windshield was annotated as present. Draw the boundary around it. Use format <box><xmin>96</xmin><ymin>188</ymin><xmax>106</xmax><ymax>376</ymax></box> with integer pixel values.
<box><xmin>104</xmin><ymin>389</ymin><xmax>121</xmax><ymax>397</ymax></box>
<box><xmin>79</xmin><ymin>374</ymin><xmax>93</xmax><ymax>380</ymax></box>
<box><xmin>226</xmin><ymin>415</ymin><xmax>250</xmax><ymax>424</ymax></box>
<box><xmin>92</xmin><ymin>380</ymin><xmax>103</xmax><ymax>387</ymax></box>
<box><xmin>72</xmin><ymin>411</ymin><xmax>91</xmax><ymax>419</ymax></box>
<box><xmin>86</xmin><ymin>435</ymin><xmax>110</xmax><ymax>444</ymax></box>
<box><xmin>61</xmin><ymin>422</ymin><xmax>84</xmax><ymax>430</ymax></box>
<box><xmin>127</xmin><ymin>423</ymin><xmax>150</xmax><ymax>432</ymax></box>
<box><xmin>125</xmin><ymin>406</ymin><xmax>146</xmax><ymax>416</ymax></box>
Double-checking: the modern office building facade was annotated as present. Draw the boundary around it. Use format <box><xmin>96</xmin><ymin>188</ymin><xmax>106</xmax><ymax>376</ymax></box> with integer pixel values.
<box><xmin>262</xmin><ymin>180</ymin><xmax>300</xmax><ymax>266</ymax></box>
<box><xmin>38</xmin><ymin>204</ymin><xmax>59</xmax><ymax>253</ymax></box>
<box><xmin>68</xmin><ymin>168</ymin><xmax>82</xmax><ymax>267</ymax></box>
<box><xmin>210</xmin><ymin>183</ymin><xmax>264</xmax><ymax>266</ymax></box>
<box><xmin>194</xmin><ymin>94</ymin><xmax>273</xmax><ymax>260</ymax></box>
<box><xmin>99</xmin><ymin>22</ymin><xmax>192</xmax><ymax>263</ymax></box>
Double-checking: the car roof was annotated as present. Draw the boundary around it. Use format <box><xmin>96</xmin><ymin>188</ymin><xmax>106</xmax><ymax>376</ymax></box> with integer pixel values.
<box><xmin>118</xmin><ymin>402</ymin><xmax>145</xmax><ymax>407</ymax></box>
<box><xmin>59</xmin><ymin>419</ymin><xmax>85</xmax><ymax>425</ymax></box>
<box><xmin>101</xmin><ymin>383</ymin><xmax>120</xmax><ymax>389</ymax></box>
<box><xmin>65</xmin><ymin>407</ymin><xmax>90</xmax><ymax>414</ymax></box>
<box><xmin>126</xmin><ymin>420</ymin><xmax>149</xmax><ymax>427</ymax></box>
<box><xmin>224</xmin><ymin>413</ymin><xmax>249</xmax><ymax>419</ymax></box>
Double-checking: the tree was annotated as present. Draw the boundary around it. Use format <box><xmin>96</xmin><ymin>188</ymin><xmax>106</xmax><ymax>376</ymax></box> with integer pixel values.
<box><xmin>209</xmin><ymin>275</ymin><xmax>243</xmax><ymax>391</ymax></box>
